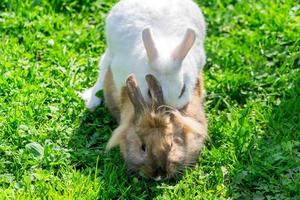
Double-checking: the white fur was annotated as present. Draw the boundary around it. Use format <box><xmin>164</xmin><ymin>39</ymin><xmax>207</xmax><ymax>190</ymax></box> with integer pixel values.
<box><xmin>80</xmin><ymin>50</ymin><xmax>111</xmax><ymax>110</ymax></box>
<box><xmin>82</xmin><ymin>0</ymin><xmax>206</xmax><ymax>109</ymax></box>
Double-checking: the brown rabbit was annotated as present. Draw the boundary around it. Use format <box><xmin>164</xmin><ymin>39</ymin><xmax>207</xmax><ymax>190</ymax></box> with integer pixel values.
<box><xmin>103</xmin><ymin>68</ymin><xmax>207</xmax><ymax>180</ymax></box>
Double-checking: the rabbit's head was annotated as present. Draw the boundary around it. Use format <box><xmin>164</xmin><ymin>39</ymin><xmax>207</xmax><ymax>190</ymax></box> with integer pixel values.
<box><xmin>113</xmin><ymin>74</ymin><xmax>207</xmax><ymax>180</ymax></box>
<box><xmin>142</xmin><ymin>28</ymin><xmax>202</xmax><ymax>109</ymax></box>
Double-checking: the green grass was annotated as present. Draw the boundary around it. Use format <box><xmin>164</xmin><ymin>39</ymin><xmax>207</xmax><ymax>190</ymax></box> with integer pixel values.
<box><xmin>0</xmin><ymin>0</ymin><xmax>299</xmax><ymax>199</ymax></box>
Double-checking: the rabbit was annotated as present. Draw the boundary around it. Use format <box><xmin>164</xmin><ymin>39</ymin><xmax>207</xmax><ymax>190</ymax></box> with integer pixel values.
<box><xmin>103</xmin><ymin>69</ymin><xmax>207</xmax><ymax>180</ymax></box>
<box><xmin>81</xmin><ymin>0</ymin><xmax>206</xmax><ymax>110</ymax></box>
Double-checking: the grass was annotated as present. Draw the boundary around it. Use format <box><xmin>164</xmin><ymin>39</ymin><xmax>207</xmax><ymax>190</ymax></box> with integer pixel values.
<box><xmin>0</xmin><ymin>0</ymin><xmax>299</xmax><ymax>199</ymax></box>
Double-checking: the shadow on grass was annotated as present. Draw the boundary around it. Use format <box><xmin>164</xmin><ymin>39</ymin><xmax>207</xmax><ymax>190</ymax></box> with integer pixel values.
<box><xmin>68</xmin><ymin>102</ymin><xmax>180</xmax><ymax>199</ymax></box>
<box><xmin>229</xmin><ymin>71</ymin><xmax>300</xmax><ymax>199</ymax></box>
<box><xmin>68</xmin><ymin>72</ymin><xmax>300</xmax><ymax>199</ymax></box>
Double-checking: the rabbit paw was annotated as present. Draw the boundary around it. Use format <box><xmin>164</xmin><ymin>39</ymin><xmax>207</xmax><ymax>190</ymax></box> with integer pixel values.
<box><xmin>79</xmin><ymin>87</ymin><xmax>102</xmax><ymax>111</ymax></box>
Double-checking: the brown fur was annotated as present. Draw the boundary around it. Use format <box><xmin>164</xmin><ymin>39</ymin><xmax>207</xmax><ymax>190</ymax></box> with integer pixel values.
<box><xmin>104</xmin><ymin>69</ymin><xmax>207</xmax><ymax>180</ymax></box>
<box><xmin>103</xmin><ymin>68</ymin><xmax>121</xmax><ymax>122</ymax></box>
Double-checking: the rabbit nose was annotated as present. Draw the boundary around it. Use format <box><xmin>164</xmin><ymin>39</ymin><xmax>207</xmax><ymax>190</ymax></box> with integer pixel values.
<box><xmin>154</xmin><ymin>167</ymin><xmax>166</xmax><ymax>180</ymax></box>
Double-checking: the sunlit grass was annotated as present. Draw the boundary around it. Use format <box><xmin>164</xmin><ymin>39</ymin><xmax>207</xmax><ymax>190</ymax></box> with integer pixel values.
<box><xmin>0</xmin><ymin>0</ymin><xmax>299</xmax><ymax>199</ymax></box>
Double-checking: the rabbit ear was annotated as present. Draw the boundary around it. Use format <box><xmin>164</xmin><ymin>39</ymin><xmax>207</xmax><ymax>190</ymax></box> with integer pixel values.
<box><xmin>126</xmin><ymin>74</ymin><xmax>147</xmax><ymax>114</ymax></box>
<box><xmin>145</xmin><ymin>74</ymin><xmax>165</xmax><ymax>108</ymax></box>
<box><xmin>172</xmin><ymin>28</ymin><xmax>196</xmax><ymax>62</ymax></box>
<box><xmin>106</xmin><ymin>123</ymin><xmax>128</xmax><ymax>151</ymax></box>
<box><xmin>142</xmin><ymin>28</ymin><xmax>159</xmax><ymax>63</ymax></box>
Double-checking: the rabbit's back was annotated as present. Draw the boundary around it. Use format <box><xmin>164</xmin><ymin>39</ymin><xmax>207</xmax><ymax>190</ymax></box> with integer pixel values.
<box><xmin>105</xmin><ymin>0</ymin><xmax>206</xmax><ymax>108</ymax></box>
<box><xmin>106</xmin><ymin>0</ymin><xmax>205</xmax><ymax>52</ymax></box>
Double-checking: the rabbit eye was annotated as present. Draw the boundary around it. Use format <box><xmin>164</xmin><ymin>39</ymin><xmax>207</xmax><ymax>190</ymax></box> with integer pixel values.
<box><xmin>141</xmin><ymin>143</ymin><xmax>146</xmax><ymax>152</ymax></box>
<box><xmin>179</xmin><ymin>84</ymin><xmax>186</xmax><ymax>98</ymax></box>
<box><xmin>174</xmin><ymin>137</ymin><xmax>184</xmax><ymax>145</ymax></box>
<box><xmin>147</xmin><ymin>89</ymin><xmax>152</xmax><ymax>99</ymax></box>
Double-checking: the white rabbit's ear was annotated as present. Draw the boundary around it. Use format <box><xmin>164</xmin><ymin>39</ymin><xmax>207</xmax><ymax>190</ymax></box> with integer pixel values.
<box><xmin>172</xmin><ymin>28</ymin><xmax>196</xmax><ymax>62</ymax></box>
<box><xmin>142</xmin><ymin>28</ymin><xmax>158</xmax><ymax>63</ymax></box>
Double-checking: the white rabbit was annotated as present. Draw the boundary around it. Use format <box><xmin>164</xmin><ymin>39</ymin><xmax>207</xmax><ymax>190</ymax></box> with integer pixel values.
<box><xmin>81</xmin><ymin>0</ymin><xmax>206</xmax><ymax>110</ymax></box>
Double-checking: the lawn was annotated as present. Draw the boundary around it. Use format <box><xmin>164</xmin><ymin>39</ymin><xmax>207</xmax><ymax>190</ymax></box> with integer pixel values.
<box><xmin>0</xmin><ymin>0</ymin><xmax>299</xmax><ymax>199</ymax></box>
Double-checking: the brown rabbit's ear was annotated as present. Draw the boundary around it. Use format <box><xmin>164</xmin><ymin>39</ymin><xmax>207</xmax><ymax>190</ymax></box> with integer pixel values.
<box><xmin>106</xmin><ymin>123</ymin><xmax>128</xmax><ymax>151</ymax></box>
<box><xmin>145</xmin><ymin>74</ymin><xmax>165</xmax><ymax>108</ymax></box>
<box><xmin>126</xmin><ymin>74</ymin><xmax>147</xmax><ymax>114</ymax></box>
